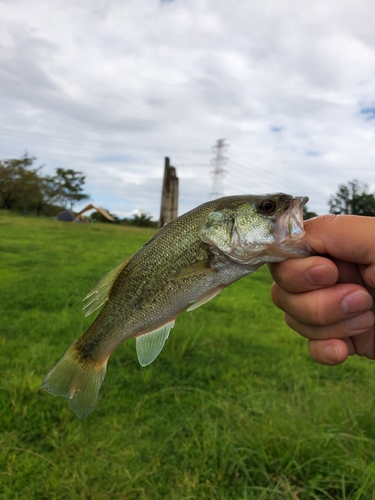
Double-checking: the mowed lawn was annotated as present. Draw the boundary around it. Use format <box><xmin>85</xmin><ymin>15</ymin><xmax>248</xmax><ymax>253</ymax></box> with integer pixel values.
<box><xmin>1</xmin><ymin>211</ymin><xmax>375</xmax><ymax>500</ymax></box>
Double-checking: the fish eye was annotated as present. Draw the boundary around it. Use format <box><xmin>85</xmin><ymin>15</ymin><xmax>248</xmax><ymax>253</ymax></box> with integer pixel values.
<box><xmin>258</xmin><ymin>199</ymin><xmax>276</xmax><ymax>215</ymax></box>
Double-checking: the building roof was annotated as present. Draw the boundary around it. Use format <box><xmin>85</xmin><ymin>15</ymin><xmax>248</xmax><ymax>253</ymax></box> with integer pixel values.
<box><xmin>76</xmin><ymin>204</ymin><xmax>115</xmax><ymax>221</ymax></box>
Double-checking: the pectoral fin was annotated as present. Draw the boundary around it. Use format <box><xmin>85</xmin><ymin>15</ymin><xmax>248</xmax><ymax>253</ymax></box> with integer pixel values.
<box><xmin>83</xmin><ymin>258</ymin><xmax>130</xmax><ymax>316</ymax></box>
<box><xmin>170</xmin><ymin>259</ymin><xmax>214</xmax><ymax>280</ymax></box>
<box><xmin>136</xmin><ymin>320</ymin><xmax>175</xmax><ymax>366</ymax></box>
<box><xmin>187</xmin><ymin>286</ymin><xmax>224</xmax><ymax>311</ymax></box>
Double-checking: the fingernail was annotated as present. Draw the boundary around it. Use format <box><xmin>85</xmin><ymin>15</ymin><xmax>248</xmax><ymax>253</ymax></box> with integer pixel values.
<box><xmin>341</xmin><ymin>291</ymin><xmax>373</xmax><ymax>315</ymax></box>
<box><xmin>323</xmin><ymin>345</ymin><xmax>340</xmax><ymax>363</ymax></box>
<box><xmin>346</xmin><ymin>311</ymin><xmax>374</xmax><ymax>332</ymax></box>
<box><xmin>306</xmin><ymin>265</ymin><xmax>336</xmax><ymax>286</ymax></box>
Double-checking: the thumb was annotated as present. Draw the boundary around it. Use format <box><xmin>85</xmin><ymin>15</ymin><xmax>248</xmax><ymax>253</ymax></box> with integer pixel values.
<box><xmin>305</xmin><ymin>215</ymin><xmax>375</xmax><ymax>266</ymax></box>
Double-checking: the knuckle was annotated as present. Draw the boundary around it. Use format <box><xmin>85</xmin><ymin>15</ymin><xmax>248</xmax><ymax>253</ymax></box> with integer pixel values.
<box><xmin>270</xmin><ymin>282</ymin><xmax>283</xmax><ymax>309</ymax></box>
<box><xmin>272</xmin><ymin>259</ymin><xmax>301</xmax><ymax>291</ymax></box>
<box><xmin>269</xmin><ymin>262</ymin><xmax>286</xmax><ymax>288</ymax></box>
<box><xmin>308</xmin><ymin>293</ymin><xmax>332</xmax><ymax>326</ymax></box>
<box><xmin>284</xmin><ymin>314</ymin><xmax>300</xmax><ymax>333</ymax></box>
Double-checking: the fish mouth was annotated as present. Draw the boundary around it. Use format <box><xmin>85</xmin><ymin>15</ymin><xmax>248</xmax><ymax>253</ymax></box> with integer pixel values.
<box><xmin>287</xmin><ymin>196</ymin><xmax>308</xmax><ymax>239</ymax></box>
<box><xmin>274</xmin><ymin>196</ymin><xmax>312</xmax><ymax>258</ymax></box>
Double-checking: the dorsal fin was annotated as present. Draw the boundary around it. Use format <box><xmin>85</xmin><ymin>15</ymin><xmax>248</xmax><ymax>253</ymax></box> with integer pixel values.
<box><xmin>82</xmin><ymin>258</ymin><xmax>130</xmax><ymax>316</ymax></box>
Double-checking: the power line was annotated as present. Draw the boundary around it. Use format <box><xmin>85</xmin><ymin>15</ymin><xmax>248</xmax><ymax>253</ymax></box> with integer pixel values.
<box><xmin>0</xmin><ymin>127</ymin><xmax>282</xmax><ymax>193</ymax></box>
<box><xmin>0</xmin><ymin>126</ymin><xmax>209</xmax><ymax>155</ymax></box>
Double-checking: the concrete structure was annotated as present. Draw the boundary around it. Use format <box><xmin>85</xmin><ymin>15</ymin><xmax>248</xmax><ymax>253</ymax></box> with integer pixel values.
<box><xmin>159</xmin><ymin>157</ymin><xmax>179</xmax><ymax>227</ymax></box>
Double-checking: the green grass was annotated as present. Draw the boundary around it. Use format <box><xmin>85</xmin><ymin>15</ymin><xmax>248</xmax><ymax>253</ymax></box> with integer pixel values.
<box><xmin>1</xmin><ymin>211</ymin><xmax>375</xmax><ymax>499</ymax></box>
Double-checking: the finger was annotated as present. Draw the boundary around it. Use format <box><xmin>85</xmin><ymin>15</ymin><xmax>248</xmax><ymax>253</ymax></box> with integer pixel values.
<box><xmin>269</xmin><ymin>256</ymin><xmax>338</xmax><ymax>293</ymax></box>
<box><xmin>305</xmin><ymin>215</ymin><xmax>375</xmax><ymax>265</ymax></box>
<box><xmin>285</xmin><ymin>310</ymin><xmax>374</xmax><ymax>340</ymax></box>
<box><xmin>351</xmin><ymin>326</ymin><xmax>375</xmax><ymax>359</ymax></box>
<box><xmin>361</xmin><ymin>263</ymin><xmax>375</xmax><ymax>291</ymax></box>
<box><xmin>271</xmin><ymin>283</ymin><xmax>373</xmax><ymax>326</ymax></box>
<box><xmin>308</xmin><ymin>338</ymin><xmax>352</xmax><ymax>365</ymax></box>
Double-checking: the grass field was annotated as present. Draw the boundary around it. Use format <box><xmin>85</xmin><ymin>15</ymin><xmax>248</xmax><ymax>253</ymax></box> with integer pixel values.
<box><xmin>1</xmin><ymin>211</ymin><xmax>375</xmax><ymax>499</ymax></box>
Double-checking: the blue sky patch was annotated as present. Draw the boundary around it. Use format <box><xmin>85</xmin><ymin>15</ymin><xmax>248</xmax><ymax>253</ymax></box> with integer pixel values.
<box><xmin>360</xmin><ymin>107</ymin><xmax>375</xmax><ymax>119</ymax></box>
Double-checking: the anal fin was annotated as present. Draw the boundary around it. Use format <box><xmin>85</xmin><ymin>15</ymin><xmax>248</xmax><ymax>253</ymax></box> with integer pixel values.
<box><xmin>136</xmin><ymin>321</ymin><xmax>175</xmax><ymax>367</ymax></box>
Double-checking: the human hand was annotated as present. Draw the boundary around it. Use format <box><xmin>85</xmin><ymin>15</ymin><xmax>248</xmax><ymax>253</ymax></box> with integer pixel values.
<box><xmin>269</xmin><ymin>215</ymin><xmax>375</xmax><ymax>365</ymax></box>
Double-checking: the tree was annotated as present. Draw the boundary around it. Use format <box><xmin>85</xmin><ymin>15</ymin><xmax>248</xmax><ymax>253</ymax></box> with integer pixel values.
<box><xmin>132</xmin><ymin>211</ymin><xmax>156</xmax><ymax>227</ymax></box>
<box><xmin>90</xmin><ymin>209</ymin><xmax>118</xmax><ymax>223</ymax></box>
<box><xmin>0</xmin><ymin>156</ymin><xmax>91</xmax><ymax>215</ymax></box>
<box><xmin>43</xmin><ymin>168</ymin><xmax>89</xmax><ymax>210</ymax></box>
<box><xmin>303</xmin><ymin>206</ymin><xmax>318</xmax><ymax>220</ymax></box>
<box><xmin>0</xmin><ymin>155</ymin><xmax>45</xmax><ymax>214</ymax></box>
<box><xmin>328</xmin><ymin>179</ymin><xmax>375</xmax><ymax>216</ymax></box>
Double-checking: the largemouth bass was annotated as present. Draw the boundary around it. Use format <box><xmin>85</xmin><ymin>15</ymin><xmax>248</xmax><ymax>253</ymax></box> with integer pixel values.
<box><xmin>42</xmin><ymin>193</ymin><xmax>311</xmax><ymax>417</ymax></box>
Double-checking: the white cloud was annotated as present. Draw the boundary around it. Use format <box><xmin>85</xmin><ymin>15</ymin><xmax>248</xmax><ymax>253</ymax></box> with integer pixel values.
<box><xmin>1</xmin><ymin>0</ymin><xmax>375</xmax><ymax>219</ymax></box>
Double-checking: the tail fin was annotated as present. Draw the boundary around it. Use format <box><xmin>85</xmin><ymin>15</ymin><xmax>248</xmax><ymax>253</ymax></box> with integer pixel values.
<box><xmin>41</xmin><ymin>341</ymin><xmax>107</xmax><ymax>418</ymax></box>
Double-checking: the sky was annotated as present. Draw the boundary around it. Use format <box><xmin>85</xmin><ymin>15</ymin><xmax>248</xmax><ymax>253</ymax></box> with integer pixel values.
<box><xmin>1</xmin><ymin>0</ymin><xmax>375</xmax><ymax>219</ymax></box>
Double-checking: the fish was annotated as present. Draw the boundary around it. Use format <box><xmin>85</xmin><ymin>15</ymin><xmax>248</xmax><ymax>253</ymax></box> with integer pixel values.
<box><xmin>41</xmin><ymin>193</ymin><xmax>311</xmax><ymax>418</ymax></box>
